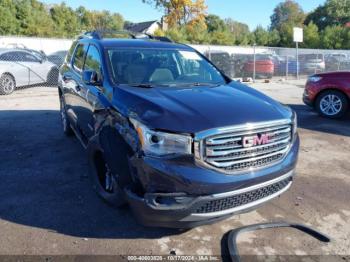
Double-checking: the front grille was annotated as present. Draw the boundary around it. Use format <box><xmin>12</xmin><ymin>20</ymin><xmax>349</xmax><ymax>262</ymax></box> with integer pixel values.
<box><xmin>201</xmin><ymin>122</ymin><xmax>292</xmax><ymax>173</ymax></box>
<box><xmin>196</xmin><ymin>177</ymin><xmax>291</xmax><ymax>213</ymax></box>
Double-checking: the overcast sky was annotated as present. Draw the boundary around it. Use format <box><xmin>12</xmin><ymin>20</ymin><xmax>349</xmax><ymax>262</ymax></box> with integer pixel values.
<box><xmin>41</xmin><ymin>0</ymin><xmax>325</xmax><ymax>30</ymax></box>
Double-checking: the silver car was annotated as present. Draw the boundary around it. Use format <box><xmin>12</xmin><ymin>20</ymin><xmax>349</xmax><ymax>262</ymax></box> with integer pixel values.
<box><xmin>300</xmin><ymin>54</ymin><xmax>325</xmax><ymax>74</ymax></box>
<box><xmin>0</xmin><ymin>48</ymin><xmax>58</xmax><ymax>95</ymax></box>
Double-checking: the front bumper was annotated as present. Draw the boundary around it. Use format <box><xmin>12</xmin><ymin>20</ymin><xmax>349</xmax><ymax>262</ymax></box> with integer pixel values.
<box><xmin>125</xmin><ymin>135</ymin><xmax>299</xmax><ymax>228</ymax></box>
<box><xmin>125</xmin><ymin>170</ymin><xmax>294</xmax><ymax>228</ymax></box>
<box><xmin>303</xmin><ymin>91</ymin><xmax>313</xmax><ymax>107</ymax></box>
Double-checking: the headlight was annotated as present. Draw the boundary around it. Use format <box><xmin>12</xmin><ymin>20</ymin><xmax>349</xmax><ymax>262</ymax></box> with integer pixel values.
<box><xmin>308</xmin><ymin>76</ymin><xmax>322</xmax><ymax>82</ymax></box>
<box><xmin>130</xmin><ymin>119</ymin><xmax>192</xmax><ymax>157</ymax></box>
<box><xmin>292</xmin><ymin>112</ymin><xmax>298</xmax><ymax>136</ymax></box>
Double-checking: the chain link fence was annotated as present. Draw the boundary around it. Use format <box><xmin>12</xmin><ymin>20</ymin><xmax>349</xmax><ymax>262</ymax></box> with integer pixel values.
<box><xmin>0</xmin><ymin>36</ymin><xmax>72</xmax><ymax>95</ymax></box>
<box><xmin>192</xmin><ymin>44</ymin><xmax>350</xmax><ymax>81</ymax></box>
<box><xmin>0</xmin><ymin>36</ymin><xmax>350</xmax><ymax>95</ymax></box>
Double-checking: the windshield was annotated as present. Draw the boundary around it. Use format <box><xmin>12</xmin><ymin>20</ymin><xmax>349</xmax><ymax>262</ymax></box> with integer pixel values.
<box><xmin>107</xmin><ymin>48</ymin><xmax>226</xmax><ymax>87</ymax></box>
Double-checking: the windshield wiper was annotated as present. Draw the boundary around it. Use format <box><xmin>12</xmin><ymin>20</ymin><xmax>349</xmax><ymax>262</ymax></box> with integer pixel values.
<box><xmin>189</xmin><ymin>82</ymin><xmax>223</xmax><ymax>87</ymax></box>
<box><xmin>130</xmin><ymin>83</ymin><xmax>154</xmax><ymax>88</ymax></box>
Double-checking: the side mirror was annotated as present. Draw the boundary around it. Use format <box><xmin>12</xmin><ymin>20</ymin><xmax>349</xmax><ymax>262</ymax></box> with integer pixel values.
<box><xmin>82</xmin><ymin>70</ymin><xmax>101</xmax><ymax>86</ymax></box>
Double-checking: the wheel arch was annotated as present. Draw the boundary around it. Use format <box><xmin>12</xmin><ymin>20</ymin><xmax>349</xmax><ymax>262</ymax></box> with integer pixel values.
<box><xmin>1</xmin><ymin>72</ymin><xmax>16</xmax><ymax>85</ymax></box>
<box><xmin>314</xmin><ymin>87</ymin><xmax>349</xmax><ymax>107</ymax></box>
<box><xmin>47</xmin><ymin>66</ymin><xmax>59</xmax><ymax>85</ymax></box>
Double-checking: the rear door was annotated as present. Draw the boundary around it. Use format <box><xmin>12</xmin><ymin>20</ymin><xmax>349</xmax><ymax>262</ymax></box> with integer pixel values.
<box><xmin>16</xmin><ymin>51</ymin><xmax>49</xmax><ymax>85</ymax></box>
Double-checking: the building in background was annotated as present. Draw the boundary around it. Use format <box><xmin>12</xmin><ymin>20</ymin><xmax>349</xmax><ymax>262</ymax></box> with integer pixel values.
<box><xmin>124</xmin><ymin>20</ymin><xmax>161</xmax><ymax>34</ymax></box>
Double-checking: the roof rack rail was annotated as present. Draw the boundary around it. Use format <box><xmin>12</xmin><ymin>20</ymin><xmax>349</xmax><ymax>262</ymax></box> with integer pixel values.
<box><xmin>78</xmin><ymin>29</ymin><xmax>172</xmax><ymax>43</ymax></box>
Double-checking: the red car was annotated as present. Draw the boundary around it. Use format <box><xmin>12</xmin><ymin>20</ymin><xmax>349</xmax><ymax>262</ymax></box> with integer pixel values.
<box><xmin>243</xmin><ymin>55</ymin><xmax>274</xmax><ymax>79</ymax></box>
<box><xmin>303</xmin><ymin>71</ymin><xmax>350</xmax><ymax>118</ymax></box>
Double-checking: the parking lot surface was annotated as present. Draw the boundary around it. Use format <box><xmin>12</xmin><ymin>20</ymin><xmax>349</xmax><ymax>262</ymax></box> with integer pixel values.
<box><xmin>0</xmin><ymin>81</ymin><xmax>349</xmax><ymax>259</ymax></box>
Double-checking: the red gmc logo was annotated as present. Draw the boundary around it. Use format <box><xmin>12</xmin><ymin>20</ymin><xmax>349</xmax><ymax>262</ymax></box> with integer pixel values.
<box><xmin>242</xmin><ymin>134</ymin><xmax>270</xmax><ymax>148</ymax></box>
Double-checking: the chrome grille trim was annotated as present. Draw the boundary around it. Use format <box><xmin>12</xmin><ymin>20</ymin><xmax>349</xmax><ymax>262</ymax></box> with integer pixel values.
<box><xmin>206</xmin><ymin>137</ymin><xmax>290</xmax><ymax>156</ymax></box>
<box><xmin>207</xmin><ymin>125</ymin><xmax>291</xmax><ymax>145</ymax></box>
<box><xmin>207</xmin><ymin>147</ymin><xmax>289</xmax><ymax>168</ymax></box>
<box><xmin>194</xmin><ymin>119</ymin><xmax>292</xmax><ymax>174</ymax></box>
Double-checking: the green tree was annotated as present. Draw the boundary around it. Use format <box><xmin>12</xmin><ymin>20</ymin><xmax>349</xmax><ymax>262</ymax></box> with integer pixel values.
<box><xmin>164</xmin><ymin>27</ymin><xmax>188</xmax><ymax>43</ymax></box>
<box><xmin>13</xmin><ymin>0</ymin><xmax>55</xmax><ymax>37</ymax></box>
<box><xmin>270</xmin><ymin>0</ymin><xmax>305</xmax><ymax>46</ymax></box>
<box><xmin>76</xmin><ymin>6</ymin><xmax>93</xmax><ymax>31</ymax></box>
<box><xmin>0</xmin><ymin>0</ymin><xmax>19</xmax><ymax>35</ymax></box>
<box><xmin>90</xmin><ymin>11</ymin><xmax>124</xmax><ymax>31</ymax></box>
<box><xmin>252</xmin><ymin>26</ymin><xmax>269</xmax><ymax>46</ymax></box>
<box><xmin>305</xmin><ymin>0</ymin><xmax>350</xmax><ymax>30</ymax></box>
<box><xmin>304</xmin><ymin>5</ymin><xmax>328</xmax><ymax>30</ymax></box>
<box><xmin>270</xmin><ymin>0</ymin><xmax>305</xmax><ymax>31</ymax></box>
<box><xmin>268</xmin><ymin>29</ymin><xmax>281</xmax><ymax>46</ymax></box>
<box><xmin>302</xmin><ymin>21</ymin><xmax>320</xmax><ymax>48</ymax></box>
<box><xmin>322</xmin><ymin>26</ymin><xmax>349</xmax><ymax>49</ymax></box>
<box><xmin>208</xmin><ymin>30</ymin><xmax>234</xmax><ymax>45</ymax></box>
<box><xmin>205</xmin><ymin>14</ymin><xmax>226</xmax><ymax>32</ymax></box>
<box><xmin>224</xmin><ymin>18</ymin><xmax>252</xmax><ymax>45</ymax></box>
<box><xmin>50</xmin><ymin>3</ymin><xmax>80</xmax><ymax>37</ymax></box>
<box><xmin>184</xmin><ymin>22</ymin><xmax>208</xmax><ymax>44</ymax></box>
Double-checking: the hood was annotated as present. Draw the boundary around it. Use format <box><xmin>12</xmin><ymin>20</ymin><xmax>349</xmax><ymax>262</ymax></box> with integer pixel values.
<box><xmin>315</xmin><ymin>71</ymin><xmax>350</xmax><ymax>78</ymax></box>
<box><xmin>113</xmin><ymin>82</ymin><xmax>292</xmax><ymax>134</ymax></box>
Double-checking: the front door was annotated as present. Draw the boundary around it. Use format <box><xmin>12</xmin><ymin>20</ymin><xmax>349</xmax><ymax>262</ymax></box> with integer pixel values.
<box><xmin>79</xmin><ymin>44</ymin><xmax>104</xmax><ymax>139</ymax></box>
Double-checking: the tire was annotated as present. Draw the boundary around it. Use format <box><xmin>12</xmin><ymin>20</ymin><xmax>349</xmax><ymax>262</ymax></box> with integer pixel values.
<box><xmin>47</xmin><ymin>67</ymin><xmax>59</xmax><ymax>86</ymax></box>
<box><xmin>59</xmin><ymin>95</ymin><xmax>74</xmax><ymax>136</ymax></box>
<box><xmin>0</xmin><ymin>73</ymin><xmax>16</xmax><ymax>95</ymax></box>
<box><xmin>315</xmin><ymin>90</ymin><xmax>348</xmax><ymax>119</ymax></box>
<box><xmin>87</xmin><ymin>131</ymin><xmax>132</xmax><ymax>208</ymax></box>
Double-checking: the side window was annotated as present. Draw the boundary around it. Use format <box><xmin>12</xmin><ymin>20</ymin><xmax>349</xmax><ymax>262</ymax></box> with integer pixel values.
<box><xmin>72</xmin><ymin>44</ymin><xmax>87</xmax><ymax>72</ymax></box>
<box><xmin>66</xmin><ymin>41</ymin><xmax>77</xmax><ymax>63</ymax></box>
<box><xmin>0</xmin><ymin>52</ymin><xmax>24</xmax><ymax>62</ymax></box>
<box><xmin>22</xmin><ymin>52</ymin><xmax>40</xmax><ymax>62</ymax></box>
<box><xmin>0</xmin><ymin>52</ymin><xmax>15</xmax><ymax>61</ymax></box>
<box><xmin>84</xmin><ymin>45</ymin><xmax>102</xmax><ymax>78</ymax></box>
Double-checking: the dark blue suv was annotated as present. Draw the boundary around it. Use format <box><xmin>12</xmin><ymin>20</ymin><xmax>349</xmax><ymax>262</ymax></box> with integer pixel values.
<box><xmin>58</xmin><ymin>31</ymin><xmax>299</xmax><ymax>228</ymax></box>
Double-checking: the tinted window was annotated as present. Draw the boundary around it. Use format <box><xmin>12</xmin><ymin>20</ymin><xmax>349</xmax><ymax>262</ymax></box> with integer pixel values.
<box><xmin>72</xmin><ymin>44</ymin><xmax>87</xmax><ymax>72</ymax></box>
<box><xmin>0</xmin><ymin>51</ymin><xmax>39</xmax><ymax>62</ymax></box>
<box><xmin>84</xmin><ymin>45</ymin><xmax>102</xmax><ymax>77</ymax></box>
<box><xmin>21</xmin><ymin>52</ymin><xmax>40</xmax><ymax>62</ymax></box>
<box><xmin>0</xmin><ymin>52</ymin><xmax>17</xmax><ymax>61</ymax></box>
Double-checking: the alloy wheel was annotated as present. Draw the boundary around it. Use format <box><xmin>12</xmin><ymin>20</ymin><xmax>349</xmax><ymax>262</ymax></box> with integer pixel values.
<box><xmin>1</xmin><ymin>75</ymin><xmax>15</xmax><ymax>94</ymax></box>
<box><xmin>319</xmin><ymin>94</ymin><xmax>342</xmax><ymax>116</ymax></box>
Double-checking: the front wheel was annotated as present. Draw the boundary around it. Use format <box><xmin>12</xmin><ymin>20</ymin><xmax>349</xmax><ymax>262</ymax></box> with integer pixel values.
<box><xmin>0</xmin><ymin>74</ymin><xmax>16</xmax><ymax>95</ymax></box>
<box><xmin>59</xmin><ymin>95</ymin><xmax>73</xmax><ymax>136</ymax></box>
<box><xmin>315</xmin><ymin>90</ymin><xmax>348</xmax><ymax>119</ymax></box>
<box><xmin>87</xmin><ymin>136</ymin><xmax>129</xmax><ymax>208</ymax></box>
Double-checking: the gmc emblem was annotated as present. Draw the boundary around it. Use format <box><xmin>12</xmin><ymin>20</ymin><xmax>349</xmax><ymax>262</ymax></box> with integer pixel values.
<box><xmin>242</xmin><ymin>134</ymin><xmax>270</xmax><ymax>148</ymax></box>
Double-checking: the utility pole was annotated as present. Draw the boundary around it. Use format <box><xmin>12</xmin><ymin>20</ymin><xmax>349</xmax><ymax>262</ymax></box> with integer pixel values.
<box><xmin>253</xmin><ymin>43</ymin><xmax>256</xmax><ymax>83</ymax></box>
<box><xmin>293</xmin><ymin>27</ymin><xmax>303</xmax><ymax>80</ymax></box>
<box><xmin>296</xmin><ymin>42</ymin><xmax>299</xmax><ymax>80</ymax></box>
